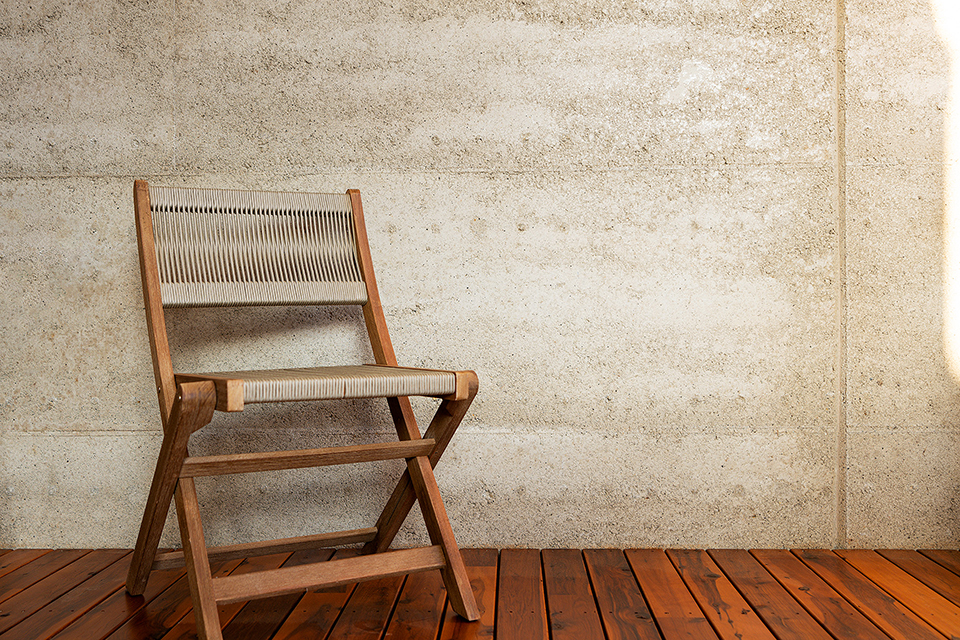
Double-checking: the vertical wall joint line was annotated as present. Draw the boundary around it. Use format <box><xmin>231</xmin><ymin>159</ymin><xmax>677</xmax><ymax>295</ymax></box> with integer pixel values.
<box><xmin>834</xmin><ymin>0</ymin><xmax>849</xmax><ymax>549</ymax></box>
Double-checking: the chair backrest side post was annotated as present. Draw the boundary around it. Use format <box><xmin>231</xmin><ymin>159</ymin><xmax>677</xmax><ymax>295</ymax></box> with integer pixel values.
<box><xmin>348</xmin><ymin>189</ymin><xmax>401</xmax><ymax>368</ymax></box>
<box><xmin>347</xmin><ymin>190</ymin><xmax>424</xmax><ymax>439</ymax></box>
<box><xmin>134</xmin><ymin>180</ymin><xmax>177</xmax><ymax>426</ymax></box>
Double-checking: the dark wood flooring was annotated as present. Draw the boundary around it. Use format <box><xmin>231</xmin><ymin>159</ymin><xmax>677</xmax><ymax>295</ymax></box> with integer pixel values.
<box><xmin>1</xmin><ymin>547</ymin><xmax>959</xmax><ymax>639</ymax></box>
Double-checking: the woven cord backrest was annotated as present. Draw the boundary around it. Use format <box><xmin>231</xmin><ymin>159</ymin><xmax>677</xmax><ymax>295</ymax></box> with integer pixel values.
<box><xmin>148</xmin><ymin>186</ymin><xmax>368</xmax><ymax>307</ymax></box>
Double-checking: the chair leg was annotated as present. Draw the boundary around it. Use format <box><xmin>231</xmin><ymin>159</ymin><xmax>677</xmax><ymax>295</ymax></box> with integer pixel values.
<box><xmin>407</xmin><ymin>454</ymin><xmax>480</xmax><ymax>620</ymax></box>
<box><xmin>175</xmin><ymin>476</ymin><xmax>222</xmax><ymax>640</ymax></box>
<box><xmin>127</xmin><ymin>381</ymin><xmax>217</xmax><ymax>595</ymax></box>
<box><xmin>364</xmin><ymin>394</ymin><xmax>475</xmax><ymax>554</ymax></box>
<box><xmin>364</xmin><ymin>392</ymin><xmax>479</xmax><ymax>620</ymax></box>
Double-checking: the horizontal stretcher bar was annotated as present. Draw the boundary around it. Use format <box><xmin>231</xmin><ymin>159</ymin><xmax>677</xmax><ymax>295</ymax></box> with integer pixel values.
<box><xmin>152</xmin><ymin>528</ymin><xmax>379</xmax><ymax>571</ymax></box>
<box><xmin>179</xmin><ymin>439</ymin><xmax>436</xmax><ymax>477</ymax></box>
<box><xmin>212</xmin><ymin>545</ymin><xmax>447</xmax><ymax>604</ymax></box>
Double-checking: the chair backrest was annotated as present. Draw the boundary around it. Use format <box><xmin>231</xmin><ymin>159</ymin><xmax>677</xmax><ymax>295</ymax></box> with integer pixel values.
<box><xmin>134</xmin><ymin>180</ymin><xmax>401</xmax><ymax>425</ymax></box>
<box><xmin>147</xmin><ymin>185</ymin><xmax>369</xmax><ymax>308</ymax></box>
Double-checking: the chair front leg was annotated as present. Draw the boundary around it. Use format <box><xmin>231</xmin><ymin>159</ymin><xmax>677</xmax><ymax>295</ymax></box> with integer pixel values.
<box><xmin>127</xmin><ymin>381</ymin><xmax>217</xmax><ymax>594</ymax></box>
<box><xmin>362</xmin><ymin>388</ymin><xmax>477</xmax><ymax>555</ymax></box>
<box><xmin>406</xmin><ymin>453</ymin><xmax>480</xmax><ymax>620</ymax></box>
<box><xmin>175</xmin><ymin>476</ymin><xmax>222</xmax><ymax>640</ymax></box>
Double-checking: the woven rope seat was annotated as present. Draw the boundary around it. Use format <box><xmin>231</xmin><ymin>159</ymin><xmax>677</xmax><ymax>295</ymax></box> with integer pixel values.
<box><xmin>182</xmin><ymin>365</ymin><xmax>457</xmax><ymax>405</ymax></box>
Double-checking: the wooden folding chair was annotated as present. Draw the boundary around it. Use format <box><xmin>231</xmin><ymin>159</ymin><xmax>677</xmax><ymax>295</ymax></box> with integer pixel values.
<box><xmin>126</xmin><ymin>180</ymin><xmax>479</xmax><ymax>639</ymax></box>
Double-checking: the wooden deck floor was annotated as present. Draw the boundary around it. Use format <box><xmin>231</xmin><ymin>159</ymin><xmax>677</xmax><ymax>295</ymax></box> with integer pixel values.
<box><xmin>1</xmin><ymin>548</ymin><xmax>959</xmax><ymax>639</ymax></box>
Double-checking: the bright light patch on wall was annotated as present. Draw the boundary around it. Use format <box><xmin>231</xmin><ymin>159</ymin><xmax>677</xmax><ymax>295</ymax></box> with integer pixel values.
<box><xmin>935</xmin><ymin>0</ymin><xmax>960</xmax><ymax>379</ymax></box>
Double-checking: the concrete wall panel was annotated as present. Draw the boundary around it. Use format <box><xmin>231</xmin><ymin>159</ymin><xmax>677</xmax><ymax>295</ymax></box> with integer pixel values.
<box><xmin>0</xmin><ymin>3</ymin><xmax>176</xmax><ymax>176</ymax></box>
<box><xmin>440</xmin><ymin>428</ymin><xmax>836</xmax><ymax>549</ymax></box>
<box><xmin>847</xmin><ymin>428</ymin><xmax>960</xmax><ymax>547</ymax></box>
<box><xmin>846</xmin><ymin>165</ymin><xmax>957</xmax><ymax>427</ymax></box>
<box><xmin>0</xmin><ymin>427</ymin><xmax>835</xmax><ymax>549</ymax></box>
<box><xmin>0</xmin><ymin>178</ymin><xmax>155</xmax><ymax>433</ymax></box>
<box><xmin>846</xmin><ymin>0</ymin><xmax>948</xmax><ymax>164</ymax></box>
<box><xmin>169</xmin><ymin>0</ymin><xmax>833</xmax><ymax>172</ymax></box>
<box><xmin>844</xmin><ymin>0</ymin><xmax>957</xmax><ymax>545</ymax></box>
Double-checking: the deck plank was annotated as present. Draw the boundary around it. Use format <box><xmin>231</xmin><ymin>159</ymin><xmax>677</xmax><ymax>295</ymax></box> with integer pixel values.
<box><xmin>106</xmin><ymin>556</ymin><xmax>245</xmax><ymax>640</ymax></box>
<box><xmin>383</xmin><ymin>568</ymin><xmax>446</xmax><ymax>640</ymax></box>
<box><xmin>751</xmin><ymin>549</ymin><xmax>889</xmax><ymax>640</ymax></box>
<box><xmin>324</xmin><ymin>572</ymin><xmax>405</xmax><ymax>640</ymax></box>
<box><xmin>0</xmin><ymin>550</ymin><xmax>131</xmax><ymax>640</ymax></box>
<box><xmin>218</xmin><ymin>549</ymin><xmax>334</xmax><ymax>640</ymax></box>
<box><xmin>271</xmin><ymin>549</ymin><xmax>353</xmax><ymax>640</ymax></box>
<box><xmin>438</xmin><ymin>549</ymin><xmax>498</xmax><ymax>640</ymax></box>
<box><xmin>795</xmin><ymin>549</ymin><xmax>945</xmax><ymax>640</ymax></box>
<box><xmin>0</xmin><ymin>550</ymin><xmax>127</xmax><ymax>636</ymax></box>
<box><xmin>2</xmin><ymin>547</ymin><xmax>959</xmax><ymax>640</ymax></box>
<box><xmin>626</xmin><ymin>549</ymin><xmax>718</xmax><ymax>640</ymax></box>
<box><xmin>157</xmin><ymin>552</ymin><xmax>305</xmax><ymax>640</ymax></box>
<box><xmin>0</xmin><ymin>551</ymin><xmax>51</xmax><ymax>582</ymax></box>
<box><xmin>709</xmin><ymin>549</ymin><xmax>833</xmax><ymax>640</ymax></box>
<box><xmin>0</xmin><ymin>551</ymin><xmax>89</xmax><ymax>605</ymax></box>
<box><xmin>48</xmin><ymin>564</ymin><xmax>184</xmax><ymax>640</ymax></box>
<box><xmin>542</xmin><ymin>549</ymin><xmax>605</xmax><ymax>640</ymax></box>
<box><xmin>837</xmin><ymin>549</ymin><xmax>960</xmax><ymax>639</ymax></box>
<box><xmin>880</xmin><ymin>549</ymin><xmax>960</xmax><ymax>607</ymax></box>
<box><xmin>497</xmin><ymin>549</ymin><xmax>548</xmax><ymax>640</ymax></box>
<box><xmin>667</xmin><ymin>549</ymin><xmax>776</xmax><ymax>640</ymax></box>
<box><xmin>583</xmin><ymin>549</ymin><xmax>661</xmax><ymax>640</ymax></box>
<box><xmin>920</xmin><ymin>549</ymin><xmax>960</xmax><ymax>577</ymax></box>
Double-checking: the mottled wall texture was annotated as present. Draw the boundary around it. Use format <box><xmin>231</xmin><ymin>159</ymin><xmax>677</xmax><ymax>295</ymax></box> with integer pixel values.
<box><xmin>1</xmin><ymin>0</ymin><xmax>957</xmax><ymax>549</ymax></box>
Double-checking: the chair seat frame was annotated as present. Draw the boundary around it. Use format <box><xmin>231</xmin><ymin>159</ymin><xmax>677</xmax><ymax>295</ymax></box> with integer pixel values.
<box><xmin>126</xmin><ymin>181</ymin><xmax>479</xmax><ymax>640</ymax></box>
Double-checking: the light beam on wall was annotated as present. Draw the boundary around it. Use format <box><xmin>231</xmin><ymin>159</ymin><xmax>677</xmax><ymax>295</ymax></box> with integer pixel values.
<box><xmin>935</xmin><ymin>0</ymin><xmax>960</xmax><ymax>380</ymax></box>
